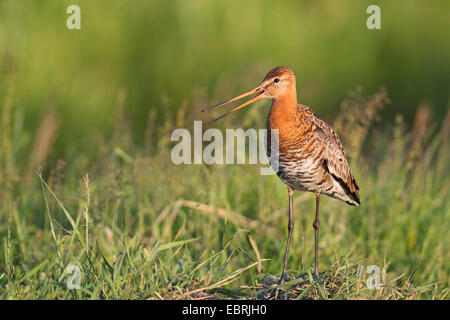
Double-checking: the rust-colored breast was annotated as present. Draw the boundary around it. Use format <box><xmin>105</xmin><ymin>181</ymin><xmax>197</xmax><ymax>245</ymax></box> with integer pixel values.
<box><xmin>267</xmin><ymin>102</ymin><xmax>360</xmax><ymax>206</ymax></box>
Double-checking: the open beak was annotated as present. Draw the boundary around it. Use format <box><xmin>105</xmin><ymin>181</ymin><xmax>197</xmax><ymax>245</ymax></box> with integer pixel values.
<box><xmin>201</xmin><ymin>86</ymin><xmax>265</xmax><ymax>125</ymax></box>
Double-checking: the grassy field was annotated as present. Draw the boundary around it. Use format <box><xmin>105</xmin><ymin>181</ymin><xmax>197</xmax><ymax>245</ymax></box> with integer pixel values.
<box><xmin>1</xmin><ymin>83</ymin><xmax>449</xmax><ymax>299</ymax></box>
<box><xmin>0</xmin><ymin>1</ymin><xmax>449</xmax><ymax>300</ymax></box>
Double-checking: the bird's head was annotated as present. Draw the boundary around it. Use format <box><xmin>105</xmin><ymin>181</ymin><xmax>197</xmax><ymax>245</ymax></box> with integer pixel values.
<box><xmin>260</xmin><ymin>66</ymin><xmax>296</xmax><ymax>99</ymax></box>
<box><xmin>202</xmin><ymin>66</ymin><xmax>296</xmax><ymax>124</ymax></box>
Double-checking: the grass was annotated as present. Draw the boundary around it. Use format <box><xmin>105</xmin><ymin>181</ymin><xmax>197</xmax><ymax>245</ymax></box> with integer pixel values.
<box><xmin>0</xmin><ymin>1</ymin><xmax>449</xmax><ymax>300</ymax></box>
<box><xmin>0</xmin><ymin>80</ymin><xmax>449</xmax><ymax>299</ymax></box>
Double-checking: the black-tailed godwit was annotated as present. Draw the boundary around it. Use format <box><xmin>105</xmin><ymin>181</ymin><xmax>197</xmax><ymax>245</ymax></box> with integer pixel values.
<box><xmin>203</xmin><ymin>66</ymin><xmax>360</xmax><ymax>283</ymax></box>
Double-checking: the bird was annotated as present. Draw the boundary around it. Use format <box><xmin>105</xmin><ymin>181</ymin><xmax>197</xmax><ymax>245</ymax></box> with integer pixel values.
<box><xmin>202</xmin><ymin>66</ymin><xmax>360</xmax><ymax>284</ymax></box>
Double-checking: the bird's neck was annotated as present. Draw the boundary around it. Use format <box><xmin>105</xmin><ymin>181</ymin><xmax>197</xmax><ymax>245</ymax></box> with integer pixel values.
<box><xmin>267</xmin><ymin>90</ymin><xmax>299</xmax><ymax>131</ymax></box>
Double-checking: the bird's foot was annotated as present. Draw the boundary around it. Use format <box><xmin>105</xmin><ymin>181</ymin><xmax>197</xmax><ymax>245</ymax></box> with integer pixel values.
<box><xmin>313</xmin><ymin>269</ymin><xmax>320</xmax><ymax>279</ymax></box>
<box><xmin>277</xmin><ymin>272</ymin><xmax>289</xmax><ymax>285</ymax></box>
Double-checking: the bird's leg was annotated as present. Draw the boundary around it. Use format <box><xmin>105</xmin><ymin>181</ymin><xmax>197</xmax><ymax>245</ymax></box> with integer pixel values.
<box><xmin>313</xmin><ymin>192</ymin><xmax>320</xmax><ymax>276</ymax></box>
<box><xmin>279</xmin><ymin>188</ymin><xmax>294</xmax><ymax>284</ymax></box>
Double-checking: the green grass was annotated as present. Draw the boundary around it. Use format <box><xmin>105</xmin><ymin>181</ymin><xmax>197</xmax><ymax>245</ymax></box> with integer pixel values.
<box><xmin>0</xmin><ymin>0</ymin><xmax>449</xmax><ymax>300</ymax></box>
<box><xmin>0</xmin><ymin>83</ymin><xmax>448</xmax><ymax>299</ymax></box>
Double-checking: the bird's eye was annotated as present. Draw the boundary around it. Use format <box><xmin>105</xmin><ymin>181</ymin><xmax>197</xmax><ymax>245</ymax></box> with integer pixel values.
<box><xmin>274</xmin><ymin>78</ymin><xmax>280</xmax><ymax>83</ymax></box>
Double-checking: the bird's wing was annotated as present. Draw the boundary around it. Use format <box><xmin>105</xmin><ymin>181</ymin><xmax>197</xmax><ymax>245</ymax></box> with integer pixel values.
<box><xmin>317</xmin><ymin>118</ymin><xmax>360</xmax><ymax>196</ymax></box>
<box><xmin>300</xmin><ymin>105</ymin><xmax>360</xmax><ymax>198</ymax></box>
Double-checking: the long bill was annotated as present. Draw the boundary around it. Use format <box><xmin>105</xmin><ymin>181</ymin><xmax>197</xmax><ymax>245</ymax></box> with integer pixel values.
<box><xmin>201</xmin><ymin>86</ymin><xmax>265</xmax><ymax>125</ymax></box>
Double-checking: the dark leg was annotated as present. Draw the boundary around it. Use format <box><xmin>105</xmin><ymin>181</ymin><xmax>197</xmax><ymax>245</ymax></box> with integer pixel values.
<box><xmin>279</xmin><ymin>188</ymin><xmax>294</xmax><ymax>284</ymax></box>
<box><xmin>313</xmin><ymin>192</ymin><xmax>320</xmax><ymax>276</ymax></box>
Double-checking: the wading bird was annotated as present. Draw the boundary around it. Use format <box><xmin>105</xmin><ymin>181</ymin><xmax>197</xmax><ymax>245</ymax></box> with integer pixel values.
<box><xmin>202</xmin><ymin>66</ymin><xmax>360</xmax><ymax>283</ymax></box>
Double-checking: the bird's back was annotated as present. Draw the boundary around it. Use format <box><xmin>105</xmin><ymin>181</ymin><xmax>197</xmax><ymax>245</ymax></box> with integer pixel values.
<box><xmin>267</xmin><ymin>103</ymin><xmax>360</xmax><ymax>206</ymax></box>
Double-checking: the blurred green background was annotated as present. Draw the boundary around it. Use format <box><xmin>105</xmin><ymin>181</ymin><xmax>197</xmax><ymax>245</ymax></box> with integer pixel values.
<box><xmin>0</xmin><ymin>0</ymin><xmax>449</xmax><ymax>155</ymax></box>
<box><xmin>0</xmin><ymin>1</ymin><xmax>449</xmax><ymax>299</ymax></box>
